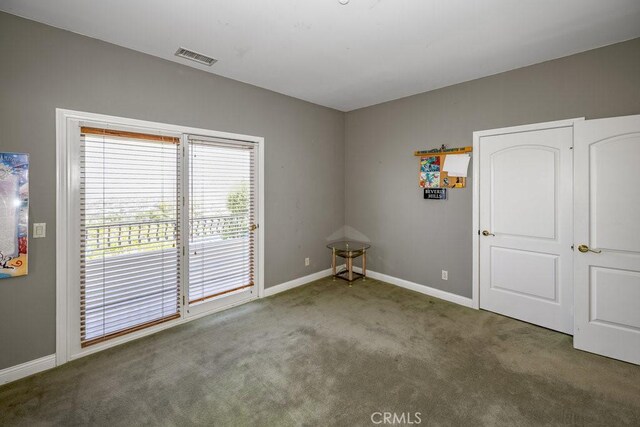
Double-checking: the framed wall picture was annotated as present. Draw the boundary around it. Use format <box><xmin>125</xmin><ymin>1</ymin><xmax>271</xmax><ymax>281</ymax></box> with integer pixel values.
<box><xmin>0</xmin><ymin>153</ymin><xmax>29</xmax><ymax>278</ymax></box>
<box><xmin>416</xmin><ymin>148</ymin><xmax>470</xmax><ymax>189</ymax></box>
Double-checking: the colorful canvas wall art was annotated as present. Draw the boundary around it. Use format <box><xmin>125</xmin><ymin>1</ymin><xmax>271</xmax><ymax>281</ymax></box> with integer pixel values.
<box><xmin>417</xmin><ymin>155</ymin><xmax>466</xmax><ymax>188</ymax></box>
<box><xmin>416</xmin><ymin>148</ymin><xmax>470</xmax><ymax>190</ymax></box>
<box><xmin>0</xmin><ymin>153</ymin><xmax>29</xmax><ymax>279</ymax></box>
<box><xmin>419</xmin><ymin>171</ymin><xmax>427</xmax><ymax>188</ymax></box>
<box><xmin>419</xmin><ymin>156</ymin><xmax>440</xmax><ymax>187</ymax></box>
<box><xmin>425</xmin><ymin>172</ymin><xmax>440</xmax><ymax>188</ymax></box>
<box><xmin>420</xmin><ymin>156</ymin><xmax>440</xmax><ymax>172</ymax></box>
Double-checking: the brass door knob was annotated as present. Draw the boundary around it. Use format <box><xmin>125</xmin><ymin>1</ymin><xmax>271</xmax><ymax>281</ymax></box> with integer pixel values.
<box><xmin>249</xmin><ymin>224</ymin><xmax>258</xmax><ymax>231</ymax></box>
<box><xmin>577</xmin><ymin>244</ymin><xmax>601</xmax><ymax>254</ymax></box>
<box><xmin>482</xmin><ymin>230</ymin><xmax>495</xmax><ymax>236</ymax></box>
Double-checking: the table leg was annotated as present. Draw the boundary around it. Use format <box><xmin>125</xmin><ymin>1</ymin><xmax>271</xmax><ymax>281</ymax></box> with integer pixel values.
<box><xmin>332</xmin><ymin>248</ymin><xmax>336</xmax><ymax>280</ymax></box>
<box><xmin>348</xmin><ymin>257</ymin><xmax>353</xmax><ymax>282</ymax></box>
<box><xmin>362</xmin><ymin>249</ymin><xmax>367</xmax><ymax>281</ymax></box>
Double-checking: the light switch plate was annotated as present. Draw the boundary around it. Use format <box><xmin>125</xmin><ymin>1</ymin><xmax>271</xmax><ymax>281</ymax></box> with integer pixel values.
<box><xmin>33</xmin><ymin>223</ymin><xmax>46</xmax><ymax>238</ymax></box>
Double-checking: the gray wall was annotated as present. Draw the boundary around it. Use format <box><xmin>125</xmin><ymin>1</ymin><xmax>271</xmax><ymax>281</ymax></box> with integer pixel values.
<box><xmin>0</xmin><ymin>12</ymin><xmax>345</xmax><ymax>370</ymax></box>
<box><xmin>2</xmin><ymin>9</ymin><xmax>639</xmax><ymax>372</ymax></box>
<box><xmin>345</xmin><ymin>37</ymin><xmax>640</xmax><ymax>299</ymax></box>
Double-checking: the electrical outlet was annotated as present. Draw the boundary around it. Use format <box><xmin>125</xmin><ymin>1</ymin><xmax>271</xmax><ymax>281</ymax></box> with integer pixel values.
<box><xmin>305</xmin><ymin>257</ymin><xmax>310</xmax><ymax>266</ymax></box>
<box><xmin>442</xmin><ymin>270</ymin><xmax>448</xmax><ymax>280</ymax></box>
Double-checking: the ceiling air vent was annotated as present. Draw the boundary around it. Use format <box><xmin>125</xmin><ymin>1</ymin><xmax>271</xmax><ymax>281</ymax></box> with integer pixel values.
<box><xmin>175</xmin><ymin>47</ymin><xmax>217</xmax><ymax>66</ymax></box>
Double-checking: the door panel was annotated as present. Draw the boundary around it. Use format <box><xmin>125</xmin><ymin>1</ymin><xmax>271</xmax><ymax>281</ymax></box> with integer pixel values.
<box><xmin>186</xmin><ymin>135</ymin><xmax>258</xmax><ymax>316</ymax></box>
<box><xmin>591</xmin><ymin>135</ymin><xmax>640</xmax><ymax>252</ymax></box>
<box><xmin>574</xmin><ymin>115</ymin><xmax>640</xmax><ymax>364</ymax></box>
<box><xmin>492</xmin><ymin>147</ymin><xmax>557</xmax><ymax>239</ymax></box>
<box><xmin>480</xmin><ymin>126</ymin><xmax>573</xmax><ymax>334</ymax></box>
<box><xmin>590</xmin><ymin>267</ymin><xmax>640</xmax><ymax>331</ymax></box>
<box><xmin>491</xmin><ymin>247</ymin><xmax>557</xmax><ymax>301</ymax></box>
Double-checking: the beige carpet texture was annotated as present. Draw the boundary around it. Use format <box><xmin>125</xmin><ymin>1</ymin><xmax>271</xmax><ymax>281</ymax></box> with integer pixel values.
<box><xmin>1</xmin><ymin>277</ymin><xmax>639</xmax><ymax>426</ymax></box>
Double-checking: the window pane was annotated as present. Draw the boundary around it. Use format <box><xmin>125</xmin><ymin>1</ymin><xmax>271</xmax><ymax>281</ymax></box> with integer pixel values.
<box><xmin>80</xmin><ymin>131</ymin><xmax>180</xmax><ymax>345</ymax></box>
<box><xmin>189</xmin><ymin>139</ymin><xmax>255</xmax><ymax>303</ymax></box>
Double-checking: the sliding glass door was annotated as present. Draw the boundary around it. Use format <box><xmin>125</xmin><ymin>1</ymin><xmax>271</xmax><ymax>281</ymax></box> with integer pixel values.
<box><xmin>186</xmin><ymin>136</ymin><xmax>257</xmax><ymax>315</ymax></box>
<box><xmin>80</xmin><ymin>128</ymin><xmax>181</xmax><ymax>347</ymax></box>
<box><xmin>78</xmin><ymin>126</ymin><xmax>258</xmax><ymax>347</ymax></box>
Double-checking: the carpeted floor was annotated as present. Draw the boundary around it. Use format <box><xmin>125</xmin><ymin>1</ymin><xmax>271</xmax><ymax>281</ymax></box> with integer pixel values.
<box><xmin>1</xmin><ymin>277</ymin><xmax>639</xmax><ymax>426</ymax></box>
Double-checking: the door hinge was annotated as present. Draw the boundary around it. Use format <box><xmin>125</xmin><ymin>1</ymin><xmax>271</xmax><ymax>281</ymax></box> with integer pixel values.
<box><xmin>477</xmin><ymin>230</ymin><xmax>480</xmax><ymax>235</ymax></box>
<box><xmin>182</xmin><ymin>295</ymin><xmax>185</xmax><ymax>305</ymax></box>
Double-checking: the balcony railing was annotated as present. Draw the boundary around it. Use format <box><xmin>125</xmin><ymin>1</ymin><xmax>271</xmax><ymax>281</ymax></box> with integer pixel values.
<box><xmin>82</xmin><ymin>214</ymin><xmax>249</xmax><ymax>257</ymax></box>
<box><xmin>81</xmin><ymin>214</ymin><xmax>252</xmax><ymax>341</ymax></box>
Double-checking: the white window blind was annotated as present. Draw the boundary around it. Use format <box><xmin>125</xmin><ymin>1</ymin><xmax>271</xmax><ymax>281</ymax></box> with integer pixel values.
<box><xmin>80</xmin><ymin>127</ymin><xmax>181</xmax><ymax>347</ymax></box>
<box><xmin>188</xmin><ymin>137</ymin><xmax>256</xmax><ymax>304</ymax></box>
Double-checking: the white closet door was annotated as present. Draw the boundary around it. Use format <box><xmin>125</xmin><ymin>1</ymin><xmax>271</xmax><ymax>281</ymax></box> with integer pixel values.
<box><xmin>479</xmin><ymin>125</ymin><xmax>574</xmax><ymax>334</ymax></box>
<box><xmin>573</xmin><ymin>115</ymin><xmax>640</xmax><ymax>364</ymax></box>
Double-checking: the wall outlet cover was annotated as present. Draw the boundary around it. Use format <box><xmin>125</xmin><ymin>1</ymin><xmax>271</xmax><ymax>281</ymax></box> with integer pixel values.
<box><xmin>33</xmin><ymin>223</ymin><xmax>46</xmax><ymax>238</ymax></box>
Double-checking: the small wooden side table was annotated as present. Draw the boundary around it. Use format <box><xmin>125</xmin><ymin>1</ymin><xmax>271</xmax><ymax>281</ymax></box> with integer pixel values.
<box><xmin>326</xmin><ymin>241</ymin><xmax>371</xmax><ymax>284</ymax></box>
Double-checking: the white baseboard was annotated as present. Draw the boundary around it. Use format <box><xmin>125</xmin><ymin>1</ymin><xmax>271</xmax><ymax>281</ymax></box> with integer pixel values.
<box><xmin>264</xmin><ymin>268</ymin><xmax>333</xmax><ymax>297</ymax></box>
<box><xmin>0</xmin><ymin>354</ymin><xmax>56</xmax><ymax>386</ymax></box>
<box><xmin>264</xmin><ymin>265</ymin><xmax>474</xmax><ymax>309</ymax></box>
<box><xmin>353</xmin><ymin>267</ymin><xmax>475</xmax><ymax>308</ymax></box>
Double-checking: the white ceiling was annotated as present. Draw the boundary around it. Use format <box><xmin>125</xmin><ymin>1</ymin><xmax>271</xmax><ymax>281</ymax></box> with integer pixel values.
<box><xmin>2</xmin><ymin>0</ymin><xmax>640</xmax><ymax>111</ymax></box>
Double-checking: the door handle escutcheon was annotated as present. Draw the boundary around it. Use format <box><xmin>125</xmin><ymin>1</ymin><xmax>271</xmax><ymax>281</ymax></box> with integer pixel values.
<box><xmin>482</xmin><ymin>230</ymin><xmax>495</xmax><ymax>236</ymax></box>
<box><xmin>577</xmin><ymin>244</ymin><xmax>601</xmax><ymax>254</ymax></box>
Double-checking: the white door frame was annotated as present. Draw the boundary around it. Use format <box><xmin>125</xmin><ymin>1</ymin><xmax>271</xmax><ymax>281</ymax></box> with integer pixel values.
<box><xmin>471</xmin><ymin>118</ymin><xmax>584</xmax><ymax>310</ymax></box>
<box><xmin>55</xmin><ymin>108</ymin><xmax>265</xmax><ymax>365</ymax></box>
